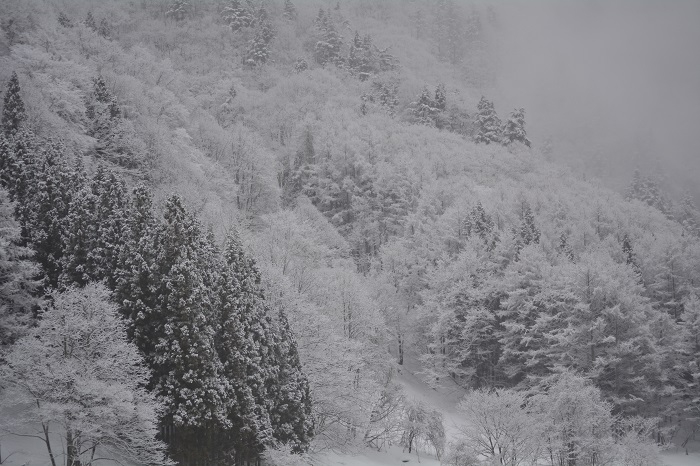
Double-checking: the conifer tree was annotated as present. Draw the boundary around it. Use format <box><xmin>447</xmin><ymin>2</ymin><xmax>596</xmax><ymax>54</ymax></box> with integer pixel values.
<box><xmin>222</xmin><ymin>0</ymin><xmax>253</xmax><ymax>32</ymax></box>
<box><xmin>474</xmin><ymin>96</ymin><xmax>502</xmax><ymax>144</ymax></box>
<box><xmin>520</xmin><ymin>202</ymin><xmax>540</xmax><ymax>246</ymax></box>
<box><xmin>0</xmin><ymin>129</ymin><xmax>37</xmax><ymax>206</ymax></box>
<box><xmin>268</xmin><ymin>308</ymin><xmax>314</xmax><ymax>453</ymax></box>
<box><xmin>23</xmin><ymin>140</ymin><xmax>76</xmax><ymax>289</ymax></box>
<box><xmin>502</xmin><ymin>108</ymin><xmax>531</xmax><ymax>147</ymax></box>
<box><xmin>214</xmin><ymin>233</ymin><xmax>275</xmax><ymax>462</ymax></box>
<box><xmin>114</xmin><ymin>185</ymin><xmax>159</xmax><ymax>345</ymax></box>
<box><xmin>559</xmin><ymin>232</ymin><xmax>575</xmax><ymax>262</ymax></box>
<box><xmin>151</xmin><ymin>196</ymin><xmax>228</xmax><ymax>462</ymax></box>
<box><xmin>98</xmin><ymin>18</ymin><xmax>111</xmax><ymax>38</ymax></box>
<box><xmin>84</xmin><ymin>11</ymin><xmax>97</xmax><ymax>31</ymax></box>
<box><xmin>314</xmin><ymin>12</ymin><xmax>343</xmax><ymax>66</ymax></box>
<box><xmin>59</xmin><ymin>183</ymin><xmax>98</xmax><ymax>288</ymax></box>
<box><xmin>283</xmin><ymin>0</ymin><xmax>298</xmax><ymax>21</ymax></box>
<box><xmin>0</xmin><ymin>186</ymin><xmax>40</xmax><ymax>348</ymax></box>
<box><xmin>57</xmin><ymin>12</ymin><xmax>73</xmax><ymax>28</ymax></box>
<box><xmin>2</xmin><ymin>72</ymin><xmax>27</xmax><ymax>135</ymax></box>
<box><xmin>413</xmin><ymin>86</ymin><xmax>436</xmax><ymax>126</ymax></box>
<box><xmin>166</xmin><ymin>0</ymin><xmax>190</xmax><ymax>22</ymax></box>
<box><xmin>434</xmin><ymin>83</ymin><xmax>446</xmax><ymax>111</ymax></box>
<box><xmin>90</xmin><ymin>169</ymin><xmax>127</xmax><ymax>288</ymax></box>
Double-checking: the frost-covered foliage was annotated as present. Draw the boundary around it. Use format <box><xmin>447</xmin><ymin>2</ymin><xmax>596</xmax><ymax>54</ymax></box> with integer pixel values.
<box><xmin>0</xmin><ymin>283</ymin><xmax>172</xmax><ymax>466</ymax></box>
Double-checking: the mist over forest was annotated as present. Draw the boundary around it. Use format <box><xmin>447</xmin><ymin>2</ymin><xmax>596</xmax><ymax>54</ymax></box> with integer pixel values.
<box><xmin>0</xmin><ymin>1</ymin><xmax>699</xmax><ymax>466</ymax></box>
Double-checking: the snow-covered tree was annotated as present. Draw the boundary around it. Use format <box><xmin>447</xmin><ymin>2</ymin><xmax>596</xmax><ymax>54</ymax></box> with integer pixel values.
<box><xmin>0</xmin><ymin>283</ymin><xmax>172</xmax><ymax>466</ymax></box>
<box><xmin>0</xmin><ymin>186</ymin><xmax>39</xmax><ymax>348</ymax></box>
<box><xmin>474</xmin><ymin>96</ymin><xmax>502</xmax><ymax>144</ymax></box>
<box><xmin>222</xmin><ymin>0</ymin><xmax>254</xmax><ymax>32</ymax></box>
<box><xmin>502</xmin><ymin>108</ymin><xmax>531</xmax><ymax>147</ymax></box>
<box><xmin>2</xmin><ymin>72</ymin><xmax>26</xmax><ymax>135</ymax></box>
<box><xmin>283</xmin><ymin>0</ymin><xmax>297</xmax><ymax>21</ymax></box>
<box><xmin>84</xmin><ymin>11</ymin><xmax>97</xmax><ymax>31</ymax></box>
<box><xmin>456</xmin><ymin>388</ymin><xmax>539</xmax><ymax>466</ymax></box>
<box><xmin>166</xmin><ymin>0</ymin><xmax>190</xmax><ymax>22</ymax></box>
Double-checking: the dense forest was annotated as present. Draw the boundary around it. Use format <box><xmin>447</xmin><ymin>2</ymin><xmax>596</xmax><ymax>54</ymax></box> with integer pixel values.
<box><xmin>1</xmin><ymin>1</ymin><xmax>699</xmax><ymax>466</ymax></box>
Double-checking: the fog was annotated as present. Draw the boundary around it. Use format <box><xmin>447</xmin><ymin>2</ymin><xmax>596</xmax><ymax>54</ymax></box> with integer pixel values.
<box><xmin>493</xmin><ymin>0</ymin><xmax>700</xmax><ymax>192</ymax></box>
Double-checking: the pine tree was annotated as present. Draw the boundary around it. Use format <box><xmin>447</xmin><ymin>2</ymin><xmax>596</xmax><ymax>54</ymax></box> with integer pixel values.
<box><xmin>412</xmin><ymin>86</ymin><xmax>437</xmax><ymax>126</ymax></box>
<box><xmin>434</xmin><ymin>83</ymin><xmax>447</xmax><ymax>112</ymax></box>
<box><xmin>98</xmin><ymin>18</ymin><xmax>111</xmax><ymax>38</ymax></box>
<box><xmin>84</xmin><ymin>11</ymin><xmax>97</xmax><ymax>31</ymax></box>
<box><xmin>214</xmin><ymin>233</ymin><xmax>275</xmax><ymax>462</ymax></box>
<box><xmin>114</xmin><ymin>185</ymin><xmax>159</xmax><ymax>345</ymax></box>
<box><xmin>283</xmin><ymin>0</ymin><xmax>298</xmax><ymax>21</ymax></box>
<box><xmin>268</xmin><ymin>308</ymin><xmax>314</xmax><ymax>452</ymax></box>
<box><xmin>166</xmin><ymin>0</ymin><xmax>190</xmax><ymax>22</ymax></box>
<box><xmin>222</xmin><ymin>0</ymin><xmax>253</xmax><ymax>32</ymax></box>
<box><xmin>23</xmin><ymin>140</ymin><xmax>76</xmax><ymax>289</ymax></box>
<box><xmin>90</xmin><ymin>169</ymin><xmax>127</xmax><ymax>288</ymax></box>
<box><xmin>559</xmin><ymin>232</ymin><xmax>575</xmax><ymax>262</ymax></box>
<box><xmin>59</xmin><ymin>183</ymin><xmax>98</xmax><ymax>288</ymax></box>
<box><xmin>152</xmin><ymin>196</ymin><xmax>228</xmax><ymax>463</ymax></box>
<box><xmin>0</xmin><ymin>186</ymin><xmax>40</xmax><ymax>348</ymax></box>
<box><xmin>314</xmin><ymin>12</ymin><xmax>343</xmax><ymax>67</ymax></box>
<box><xmin>474</xmin><ymin>96</ymin><xmax>502</xmax><ymax>144</ymax></box>
<box><xmin>502</xmin><ymin>108</ymin><xmax>531</xmax><ymax>147</ymax></box>
<box><xmin>0</xmin><ymin>129</ymin><xmax>37</xmax><ymax>207</ymax></box>
<box><xmin>57</xmin><ymin>11</ymin><xmax>73</xmax><ymax>28</ymax></box>
<box><xmin>678</xmin><ymin>193</ymin><xmax>700</xmax><ymax>236</ymax></box>
<box><xmin>520</xmin><ymin>202</ymin><xmax>540</xmax><ymax>246</ymax></box>
<box><xmin>2</xmin><ymin>72</ymin><xmax>27</xmax><ymax>135</ymax></box>
<box><xmin>243</xmin><ymin>21</ymin><xmax>274</xmax><ymax>66</ymax></box>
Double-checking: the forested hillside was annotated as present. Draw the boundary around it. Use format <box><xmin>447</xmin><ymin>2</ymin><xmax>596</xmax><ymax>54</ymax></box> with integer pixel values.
<box><xmin>1</xmin><ymin>1</ymin><xmax>699</xmax><ymax>465</ymax></box>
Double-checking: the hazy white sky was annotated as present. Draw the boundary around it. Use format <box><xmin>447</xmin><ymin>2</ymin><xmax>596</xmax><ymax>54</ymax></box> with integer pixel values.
<box><xmin>493</xmin><ymin>0</ymin><xmax>700</xmax><ymax>189</ymax></box>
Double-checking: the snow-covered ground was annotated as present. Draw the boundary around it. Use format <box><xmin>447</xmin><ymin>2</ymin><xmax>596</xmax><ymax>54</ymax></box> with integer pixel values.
<box><xmin>3</xmin><ymin>363</ymin><xmax>699</xmax><ymax>466</ymax></box>
<box><xmin>320</xmin><ymin>360</ymin><xmax>700</xmax><ymax>466</ymax></box>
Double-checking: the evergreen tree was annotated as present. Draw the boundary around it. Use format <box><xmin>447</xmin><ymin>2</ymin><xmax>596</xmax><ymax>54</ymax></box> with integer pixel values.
<box><xmin>59</xmin><ymin>183</ymin><xmax>98</xmax><ymax>288</ymax></box>
<box><xmin>520</xmin><ymin>202</ymin><xmax>540</xmax><ymax>246</ymax></box>
<box><xmin>502</xmin><ymin>108</ymin><xmax>530</xmax><ymax>147</ymax></box>
<box><xmin>166</xmin><ymin>0</ymin><xmax>190</xmax><ymax>22</ymax></box>
<box><xmin>678</xmin><ymin>192</ymin><xmax>700</xmax><ymax>236</ymax></box>
<box><xmin>98</xmin><ymin>18</ymin><xmax>111</xmax><ymax>38</ymax></box>
<box><xmin>434</xmin><ymin>83</ymin><xmax>447</xmax><ymax>112</ymax></box>
<box><xmin>314</xmin><ymin>12</ymin><xmax>343</xmax><ymax>67</ymax></box>
<box><xmin>244</xmin><ymin>25</ymin><xmax>271</xmax><ymax>66</ymax></box>
<box><xmin>90</xmin><ymin>169</ymin><xmax>127</xmax><ymax>288</ymax></box>
<box><xmin>214</xmin><ymin>233</ymin><xmax>275</xmax><ymax>462</ymax></box>
<box><xmin>283</xmin><ymin>0</ymin><xmax>298</xmax><ymax>21</ymax></box>
<box><xmin>222</xmin><ymin>0</ymin><xmax>253</xmax><ymax>32</ymax></box>
<box><xmin>57</xmin><ymin>11</ymin><xmax>73</xmax><ymax>28</ymax></box>
<box><xmin>2</xmin><ymin>72</ymin><xmax>27</xmax><ymax>135</ymax></box>
<box><xmin>268</xmin><ymin>308</ymin><xmax>314</xmax><ymax>453</ymax></box>
<box><xmin>412</xmin><ymin>86</ymin><xmax>437</xmax><ymax>126</ymax></box>
<box><xmin>150</xmin><ymin>196</ymin><xmax>229</xmax><ymax>464</ymax></box>
<box><xmin>84</xmin><ymin>11</ymin><xmax>97</xmax><ymax>31</ymax></box>
<box><xmin>621</xmin><ymin>233</ymin><xmax>636</xmax><ymax>267</ymax></box>
<box><xmin>23</xmin><ymin>140</ymin><xmax>76</xmax><ymax>289</ymax></box>
<box><xmin>114</xmin><ymin>185</ymin><xmax>159</xmax><ymax>346</ymax></box>
<box><xmin>559</xmin><ymin>232</ymin><xmax>575</xmax><ymax>262</ymax></box>
<box><xmin>474</xmin><ymin>96</ymin><xmax>502</xmax><ymax>144</ymax></box>
<box><xmin>0</xmin><ymin>129</ymin><xmax>37</xmax><ymax>207</ymax></box>
<box><xmin>0</xmin><ymin>186</ymin><xmax>40</xmax><ymax>348</ymax></box>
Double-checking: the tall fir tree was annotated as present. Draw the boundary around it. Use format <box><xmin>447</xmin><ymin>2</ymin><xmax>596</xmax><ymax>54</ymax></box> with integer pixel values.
<box><xmin>2</xmin><ymin>72</ymin><xmax>27</xmax><ymax>136</ymax></box>
<box><xmin>0</xmin><ymin>186</ymin><xmax>40</xmax><ymax>348</ymax></box>
<box><xmin>502</xmin><ymin>108</ymin><xmax>531</xmax><ymax>147</ymax></box>
<box><xmin>151</xmin><ymin>196</ymin><xmax>229</xmax><ymax>464</ymax></box>
<box><xmin>268</xmin><ymin>308</ymin><xmax>314</xmax><ymax>453</ymax></box>
<box><xmin>214</xmin><ymin>232</ymin><xmax>275</xmax><ymax>463</ymax></box>
<box><xmin>222</xmin><ymin>0</ymin><xmax>254</xmax><ymax>32</ymax></box>
<box><xmin>283</xmin><ymin>0</ymin><xmax>298</xmax><ymax>21</ymax></box>
<box><xmin>474</xmin><ymin>96</ymin><xmax>502</xmax><ymax>145</ymax></box>
<box><xmin>114</xmin><ymin>185</ymin><xmax>160</xmax><ymax>345</ymax></box>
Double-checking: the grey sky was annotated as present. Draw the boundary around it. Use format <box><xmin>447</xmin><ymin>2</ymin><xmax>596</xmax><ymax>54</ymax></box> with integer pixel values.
<box><xmin>493</xmin><ymin>0</ymin><xmax>700</xmax><ymax>191</ymax></box>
